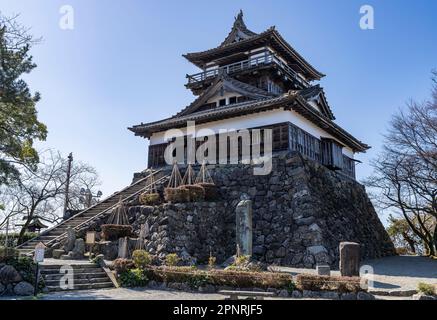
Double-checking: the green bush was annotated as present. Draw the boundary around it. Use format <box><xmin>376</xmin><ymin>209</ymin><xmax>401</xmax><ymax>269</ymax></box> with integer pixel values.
<box><xmin>165</xmin><ymin>253</ymin><xmax>180</xmax><ymax>267</ymax></box>
<box><xmin>418</xmin><ymin>282</ymin><xmax>436</xmax><ymax>295</ymax></box>
<box><xmin>119</xmin><ymin>268</ymin><xmax>149</xmax><ymax>287</ymax></box>
<box><xmin>112</xmin><ymin>258</ymin><xmax>135</xmax><ymax>274</ymax></box>
<box><xmin>0</xmin><ymin>233</ymin><xmax>37</xmax><ymax>247</ymax></box>
<box><xmin>139</xmin><ymin>193</ymin><xmax>161</xmax><ymax>206</ymax></box>
<box><xmin>132</xmin><ymin>250</ymin><xmax>152</xmax><ymax>269</ymax></box>
<box><xmin>0</xmin><ymin>246</ymin><xmax>19</xmax><ymax>263</ymax></box>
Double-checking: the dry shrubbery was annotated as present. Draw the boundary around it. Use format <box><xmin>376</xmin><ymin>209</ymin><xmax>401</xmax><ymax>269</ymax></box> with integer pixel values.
<box><xmin>145</xmin><ymin>266</ymin><xmax>294</xmax><ymax>289</ymax></box>
<box><xmin>101</xmin><ymin>224</ymin><xmax>133</xmax><ymax>241</ymax></box>
<box><xmin>164</xmin><ymin>187</ymin><xmax>190</xmax><ymax>203</ymax></box>
<box><xmin>139</xmin><ymin>193</ymin><xmax>161</xmax><ymax>206</ymax></box>
<box><xmin>184</xmin><ymin>185</ymin><xmax>205</xmax><ymax>202</ymax></box>
<box><xmin>417</xmin><ymin>282</ymin><xmax>436</xmax><ymax>296</ymax></box>
<box><xmin>197</xmin><ymin>183</ymin><xmax>218</xmax><ymax>201</ymax></box>
<box><xmin>296</xmin><ymin>274</ymin><xmax>364</xmax><ymax>293</ymax></box>
<box><xmin>112</xmin><ymin>258</ymin><xmax>134</xmax><ymax>274</ymax></box>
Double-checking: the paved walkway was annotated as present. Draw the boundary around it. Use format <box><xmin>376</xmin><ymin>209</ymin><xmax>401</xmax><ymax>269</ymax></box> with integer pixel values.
<box><xmin>279</xmin><ymin>255</ymin><xmax>437</xmax><ymax>292</ymax></box>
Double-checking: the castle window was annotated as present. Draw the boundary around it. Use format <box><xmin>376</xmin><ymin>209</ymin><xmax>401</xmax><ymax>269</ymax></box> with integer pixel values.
<box><xmin>229</xmin><ymin>96</ymin><xmax>237</xmax><ymax>104</ymax></box>
<box><xmin>219</xmin><ymin>99</ymin><xmax>226</xmax><ymax>106</ymax></box>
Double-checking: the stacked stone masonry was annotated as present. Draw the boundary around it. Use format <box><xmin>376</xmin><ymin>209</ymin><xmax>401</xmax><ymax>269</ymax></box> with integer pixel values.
<box><xmin>129</xmin><ymin>152</ymin><xmax>395</xmax><ymax>268</ymax></box>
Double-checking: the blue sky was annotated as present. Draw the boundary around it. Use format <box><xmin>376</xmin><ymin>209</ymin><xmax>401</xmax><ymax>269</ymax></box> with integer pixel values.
<box><xmin>1</xmin><ymin>0</ymin><xmax>436</xmax><ymax>209</ymax></box>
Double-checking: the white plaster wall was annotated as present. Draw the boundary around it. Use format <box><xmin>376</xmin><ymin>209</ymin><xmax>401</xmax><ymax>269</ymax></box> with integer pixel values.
<box><xmin>149</xmin><ymin>108</ymin><xmax>355</xmax><ymax>157</ymax></box>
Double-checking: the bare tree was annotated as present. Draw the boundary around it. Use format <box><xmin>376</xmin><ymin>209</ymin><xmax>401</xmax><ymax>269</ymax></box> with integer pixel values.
<box><xmin>366</xmin><ymin>71</ymin><xmax>437</xmax><ymax>256</ymax></box>
<box><xmin>0</xmin><ymin>150</ymin><xmax>101</xmax><ymax>244</ymax></box>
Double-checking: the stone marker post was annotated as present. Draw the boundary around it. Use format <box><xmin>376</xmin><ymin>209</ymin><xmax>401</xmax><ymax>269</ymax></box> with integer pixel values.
<box><xmin>118</xmin><ymin>237</ymin><xmax>129</xmax><ymax>259</ymax></box>
<box><xmin>339</xmin><ymin>242</ymin><xmax>360</xmax><ymax>277</ymax></box>
<box><xmin>236</xmin><ymin>199</ymin><xmax>253</xmax><ymax>256</ymax></box>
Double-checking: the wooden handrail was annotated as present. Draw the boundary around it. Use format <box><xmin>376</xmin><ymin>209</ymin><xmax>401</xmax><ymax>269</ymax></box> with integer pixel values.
<box><xmin>17</xmin><ymin>169</ymin><xmax>164</xmax><ymax>250</ymax></box>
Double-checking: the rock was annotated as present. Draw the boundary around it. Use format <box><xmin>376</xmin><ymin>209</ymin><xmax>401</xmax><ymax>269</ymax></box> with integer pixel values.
<box><xmin>63</xmin><ymin>228</ymin><xmax>76</xmax><ymax>252</ymax></box>
<box><xmin>307</xmin><ymin>245</ymin><xmax>328</xmax><ymax>256</ymax></box>
<box><xmin>412</xmin><ymin>294</ymin><xmax>436</xmax><ymax>300</ymax></box>
<box><xmin>340</xmin><ymin>292</ymin><xmax>357</xmax><ymax>300</ymax></box>
<box><xmin>388</xmin><ymin>289</ymin><xmax>418</xmax><ymax>297</ymax></box>
<box><xmin>52</xmin><ymin>249</ymin><xmax>65</xmax><ymax>259</ymax></box>
<box><xmin>278</xmin><ymin>289</ymin><xmax>289</xmax><ymax>297</ymax></box>
<box><xmin>291</xmin><ymin>290</ymin><xmax>302</xmax><ymax>298</ymax></box>
<box><xmin>357</xmin><ymin>292</ymin><xmax>376</xmax><ymax>300</ymax></box>
<box><xmin>316</xmin><ymin>264</ymin><xmax>331</xmax><ymax>276</ymax></box>
<box><xmin>339</xmin><ymin>242</ymin><xmax>360</xmax><ymax>277</ymax></box>
<box><xmin>221</xmin><ymin>255</ymin><xmax>236</xmax><ymax>268</ymax></box>
<box><xmin>99</xmin><ymin>241</ymin><xmax>118</xmax><ymax>260</ymax></box>
<box><xmin>0</xmin><ymin>265</ymin><xmax>22</xmax><ymax>284</ymax></box>
<box><xmin>199</xmin><ymin>285</ymin><xmax>216</xmax><ymax>293</ymax></box>
<box><xmin>320</xmin><ymin>291</ymin><xmax>339</xmax><ymax>300</ymax></box>
<box><xmin>71</xmin><ymin>238</ymin><xmax>85</xmax><ymax>259</ymax></box>
<box><xmin>13</xmin><ymin>281</ymin><xmax>34</xmax><ymax>296</ymax></box>
<box><xmin>0</xmin><ymin>283</ymin><xmax>5</xmax><ymax>294</ymax></box>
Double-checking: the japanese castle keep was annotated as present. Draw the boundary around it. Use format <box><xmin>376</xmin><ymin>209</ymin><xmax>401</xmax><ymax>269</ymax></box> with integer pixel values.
<box><xmin>127</xmin><ymin>12</ymin><xmax>395</xmax><ymax>267</ymax></box>
<box><xmin>18</xmin><ymin>12</ymin><xmax>395</xmax><ymax>269</ymax></box>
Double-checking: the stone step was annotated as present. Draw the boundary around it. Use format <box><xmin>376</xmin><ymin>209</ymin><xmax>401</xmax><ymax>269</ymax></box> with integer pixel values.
<box><xmin>41</xmin><ymin>263</ymin><xmax>98</xmax><ymax>269</ymax></box>
<box><xmin>43</xmin><ymin>271</ymin><xmax>108</xmax><ymax>280</ymax></box>
<box><xmin>44</xmin><ymin>276</ymin><xmax>109</xmax><ymax>285</ymax></box>
<box><xmin>46</xmin><ymin>282</ymin><xmax>113</xmax><ymax>292</ymax></box>
<box><xmin>41</xmin><ymin>267</ymin><xmax>103</xmax><ymax>274</ymax></box>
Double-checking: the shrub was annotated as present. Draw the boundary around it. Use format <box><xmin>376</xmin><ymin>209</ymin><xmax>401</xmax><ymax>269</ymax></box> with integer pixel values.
<box><xmin>164</xmin><ymin>187</ymin><xmax>190</xmax><ymax>203</ymax></box>
<box><xmin>165</xmin><ymin>253</ymin><xmax>180</xmax><ymax>266</ymax></box>
<box><xmin>101</xmin><ymin>224</ymin><xmax>133</xmax><ymax>241</ymax></box>
<box><xmin>145</xmin><ymin>266</ymin><xmax>293</xmax><ymax>289</ymax></box>
<box><xmin>0</xmin><ymin>233</ymin><xmax>37</xmax><ymax>247</ymax></box>
<box><xmin>235</xmin><ymin>255</ymin><xmax>250</xmax><ymax>267</ymax></box>
<box><xmin>132</xmin><ymin>250</ymin><xmax>152</xmax><ymax>269</ymax></box>
<box><xmin>208</xmin><ymin>256</ymin><xmax>216</xmax><ymax>269</ymax></box>
<box><xmin>296</xmin><ymin>274</ymin><xmax>363</xmax><ymax>293</ymax></box>
<box><xmin>0</xmin><ymin>246</ymin><xmax>19</xmax><ymax>263</ymax></box>
<box><xmin>197</xmin><ymin>183</ymin><xmax>218</xmax><ymax>201</ymax></box>
<box><xmin>418</xmin><ymin>282</ymin><xmax>436</xmax><ymax>296</ymax></box>
<box><xmin>119</xmin><ymin>268</ymin><xmax>149</xmax><ymax>287</ymax></box>
<box><xmin>184</xmin><ymin>185</ymin><xmax>205</xmax><ymax>202</ymax></box>
<box><xmin>112</xmin><ymin>258</ymin><xmax>135</xmax><ymax>274</ymax></box>
<box><xmin>8</xmin><ymin>256</ymin><xmax>36</xmax><ymax>283</ymax></box>
<box><xmin>139</xmin><ymin>193</ymin><xmax>161</xmax><ymax>206</ymax></box>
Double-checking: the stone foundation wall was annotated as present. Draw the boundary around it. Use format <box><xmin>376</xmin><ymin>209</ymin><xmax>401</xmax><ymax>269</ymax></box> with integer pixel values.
<box><xmin>130</xmin><ymin>152</ymin><xmax>395</xmax><ymax>268</ymax></box>
<box><xmin>128</xmin><ymin>202</ymin><xmax>234</xmax><ymax>264</ymax></box>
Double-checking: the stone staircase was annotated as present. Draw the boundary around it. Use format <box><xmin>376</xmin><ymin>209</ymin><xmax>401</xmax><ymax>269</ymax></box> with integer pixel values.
<box><xmin>40</xmin><ymin>262</ymin><xmax>114</xmax><ymax>292</ymax></box>
<box><xmin>17</xmin><ymin>169</ymin><xmax>168</xmax><ymax>255</ymax></box>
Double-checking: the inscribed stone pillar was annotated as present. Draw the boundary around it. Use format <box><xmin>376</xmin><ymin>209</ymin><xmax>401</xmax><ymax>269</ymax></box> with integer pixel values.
<box><xmin>339</xmin><ymin>242</ymin><xmax>360</xmax><ymax>276</ymax></box>
<box><xmin>118</xmin><ymin>237</ymin><xmax>129</xmax><ymax>259</ymax></box>
<box><xmin>236</xmin><ymin>199</ymin><xmax>253</xmax><ymax>256</ymax></box>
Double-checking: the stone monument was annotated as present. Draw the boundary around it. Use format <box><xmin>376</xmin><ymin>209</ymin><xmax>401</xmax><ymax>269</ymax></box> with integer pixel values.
<box><xmin>236</xmin><ymin>199</ymin><xmax>253</xmax><ymax>256</ymax></box>
<box><xmin>339</xmin><ymin>242</ymin><xmax>360</xmax><ymax>277</ymax></box>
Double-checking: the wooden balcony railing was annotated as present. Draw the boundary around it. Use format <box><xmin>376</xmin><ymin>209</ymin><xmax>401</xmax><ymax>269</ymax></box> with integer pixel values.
<box><xmin>186</xmin><ymin>52</ymin><xmax>310</xmax><ymax>88</ymax></box>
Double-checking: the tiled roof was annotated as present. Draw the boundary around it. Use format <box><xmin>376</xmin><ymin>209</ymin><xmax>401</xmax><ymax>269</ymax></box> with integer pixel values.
<box><xmin>183</xmin><ymin>27</ymin><xmax>324</xmax><ymax>81</ymax></box>
<box><xmin>176</xmin><ymin>73</ymin><xmax>274</xmax><ymax>117</ymax></box>
<box><xmin>128</xmin><ymin>91</ymin><xmax>369</xmax><ymax>152</ymax></box>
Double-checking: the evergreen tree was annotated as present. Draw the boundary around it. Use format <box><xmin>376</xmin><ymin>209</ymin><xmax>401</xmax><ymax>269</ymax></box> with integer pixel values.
<box><xmin>0</xmin><ymin>14</ymin><xmax>47</xmax><ymax>185</ymax></box>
